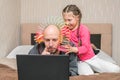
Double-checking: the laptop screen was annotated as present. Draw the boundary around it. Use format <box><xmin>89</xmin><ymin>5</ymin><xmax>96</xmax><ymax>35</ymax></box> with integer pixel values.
<box><xmin>16</xmin><ymin>55</ymin><xmax>69</xmax><ymax>80</ymax></box>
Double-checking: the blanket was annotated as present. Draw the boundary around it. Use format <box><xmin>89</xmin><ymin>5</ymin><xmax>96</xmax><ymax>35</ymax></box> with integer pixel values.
<box><xmin>0</xmin><ymin>64</ymin><xmax>17</xmax><ymax>80</ymax></box>
<box><xmin>70</xmin><ymin>73</ymin><xmax>120</xmax><ymax>80</ymax></box>
<box><xmin>0</xmin><ymin>58</ymin><xmax>120</xmax><ymax>80</ymax></box>
<box><xmin>0</xmin><ymin>58</ymin><xmax>17</xmax><ymax>80</ymax></box>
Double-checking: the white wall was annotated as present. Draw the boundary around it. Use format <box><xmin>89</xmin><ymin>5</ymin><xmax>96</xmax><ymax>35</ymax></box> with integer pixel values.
<box><xmin>21</xmin><ymin>0</ymin><xmax>120</xmax><ymax>65</ymax></box>
<box><xmin>0</xmin><ymin>0</ymin><xmax>20</xmax><ymax>57</ymax></box>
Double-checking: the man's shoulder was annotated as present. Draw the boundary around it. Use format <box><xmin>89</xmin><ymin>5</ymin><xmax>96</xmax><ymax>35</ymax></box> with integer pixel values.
<box><xmin>37</xmin><ymin>42</ymin><xmax>45</xmax><ymax>46</ymax></box>
<box><xmin>29</xmin><ymin>42</ymin><xmax>45</xmax><ymax>54</ymax></box>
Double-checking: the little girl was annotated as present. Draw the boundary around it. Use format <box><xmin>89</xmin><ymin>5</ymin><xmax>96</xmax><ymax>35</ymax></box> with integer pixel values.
<box><xmin>61</xmin><ymin>4</ymin><xmax>120</xmax><ymax>75</ymax></box>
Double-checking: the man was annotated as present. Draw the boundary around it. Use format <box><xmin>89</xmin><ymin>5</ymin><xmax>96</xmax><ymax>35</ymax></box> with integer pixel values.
<box><xmin>29</xmin><ymin>25</ymin><xmax>78</xmax><ymax>76</ymax></box>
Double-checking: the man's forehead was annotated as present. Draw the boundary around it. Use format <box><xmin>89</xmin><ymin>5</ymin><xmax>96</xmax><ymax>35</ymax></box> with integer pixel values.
<box><xmin>44</xmin><ymin>29</ymin><xmax>60</xmax><ymax>37</ymax></box>
<box><xmin>44</xmin><ymin>35</ymin><xmax>59</xmax><ymax>39</ymax></box>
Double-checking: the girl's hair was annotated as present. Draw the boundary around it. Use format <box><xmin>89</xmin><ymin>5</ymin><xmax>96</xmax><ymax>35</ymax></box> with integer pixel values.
<box><xmin>62</xmin><ymin>4</ymin><xmax>82</xmax><ymax>22</ymax></box>
<box><xmin>63</xmin><ymin>4</ymin><xmax>82</xmax><ymax>46</ymax></box>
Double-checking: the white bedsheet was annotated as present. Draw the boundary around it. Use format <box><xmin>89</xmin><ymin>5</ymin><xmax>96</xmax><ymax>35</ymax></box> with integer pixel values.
<box><xmin>6</xmin><ymin>45</ymin><xmax>33</xmax><ymax>59</ymax></box>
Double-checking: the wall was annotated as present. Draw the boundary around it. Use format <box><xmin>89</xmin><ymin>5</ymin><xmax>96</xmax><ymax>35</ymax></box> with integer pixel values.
<box><xmin>21</xmin><ymin>0</ymin><xmax>120</xmax><ymax>65</ymax></box>
<box><xmin>0</xmin><ymin>0</ymin><xmax>20</xmax><ymax>57</ymax></box>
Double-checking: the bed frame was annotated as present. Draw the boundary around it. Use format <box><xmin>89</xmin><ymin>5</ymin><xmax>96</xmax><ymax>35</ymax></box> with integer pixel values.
<box><xmin>21</xmin><ymin>23</ymin><xmax>112</xmax><ymax>56</ymax></box>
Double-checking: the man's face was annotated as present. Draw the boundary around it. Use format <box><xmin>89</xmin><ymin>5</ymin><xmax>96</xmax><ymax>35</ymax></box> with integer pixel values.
<box><xmin>63</xmin><ymin>12</ymin><xmax>79</xmax><ymax>30</ymax></box>
<box><xmin>43</xmin><ymin>30</ymin><xmax>60</xmax><ymax>54</ymax></box>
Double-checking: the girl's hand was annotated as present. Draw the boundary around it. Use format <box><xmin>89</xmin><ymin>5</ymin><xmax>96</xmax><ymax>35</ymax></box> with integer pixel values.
<box><xmin>58</xmin><ymin>44</ymin><xmax>78</xmax><ymax>54</ymax></box>
<box><xmin>61</xmin><ymin>26</ymin><xmax>71</xmax><ymax>39</ymax></box>
<box><xmin>65</xmin><ymin>46</ymin><xmax>78</xmax><ymax>55</ymax></box>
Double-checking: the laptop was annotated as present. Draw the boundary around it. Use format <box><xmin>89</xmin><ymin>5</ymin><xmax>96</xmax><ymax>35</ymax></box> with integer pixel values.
<box><xmin>16</xmin><ymin>55</ymin><xmax>69</xmax><ymax>80</ymax></box>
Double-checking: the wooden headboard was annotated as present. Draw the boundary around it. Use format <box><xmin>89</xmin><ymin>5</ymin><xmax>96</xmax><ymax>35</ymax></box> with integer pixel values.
<box><xmin>21</xmin><ymin>23</ymin><xmax>112</xmax><ymax>56</ymax></box>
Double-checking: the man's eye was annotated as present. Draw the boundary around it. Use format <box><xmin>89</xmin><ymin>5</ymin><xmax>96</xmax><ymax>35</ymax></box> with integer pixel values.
<box><xmin>53</xmin><ymin>39</ymin><xmax>57</xmax><ymax>42</ymax></box>
<box><xmin>45</xmin><ymin>39</ymin><xmax>50</xmax><ymax>42</ymax></box>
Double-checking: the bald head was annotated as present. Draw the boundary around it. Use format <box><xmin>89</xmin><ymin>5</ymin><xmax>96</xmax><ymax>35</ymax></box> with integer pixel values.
<box><xmin>43</xmin><ymin>25</ymin><xmax>61</xmax><ymax>54</ymax></box>
<box><xmin>44</xmin><ymin>25</ymin><xmax>60</xmax><ymax>35</ymax></box>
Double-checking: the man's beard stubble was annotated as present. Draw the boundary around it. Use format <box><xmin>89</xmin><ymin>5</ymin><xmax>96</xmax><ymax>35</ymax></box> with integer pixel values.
<box><xmin>47</xmin><ymin>46</ymin><xmax>58</xmax><ymax>54</ymax></box>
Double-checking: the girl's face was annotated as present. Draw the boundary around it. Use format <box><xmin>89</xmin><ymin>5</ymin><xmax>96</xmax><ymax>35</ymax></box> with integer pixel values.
<box><xmin>63</xmin><ymin>12</ymin><xmax>79</xmax><ymax>30</ymax></box>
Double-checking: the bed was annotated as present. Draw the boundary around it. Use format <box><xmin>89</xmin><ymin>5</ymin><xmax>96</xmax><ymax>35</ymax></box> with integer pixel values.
<box><xmin>0</xmin><ymin>23</ymin><xmax>120</xmax><ymax>80</ymax></box>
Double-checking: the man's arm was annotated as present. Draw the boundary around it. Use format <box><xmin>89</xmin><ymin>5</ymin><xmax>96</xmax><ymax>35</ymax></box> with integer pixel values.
<box><xmin>29</xmin><ymin>44</ymin><xmax>39</xmax><ymax>54</ymax></box>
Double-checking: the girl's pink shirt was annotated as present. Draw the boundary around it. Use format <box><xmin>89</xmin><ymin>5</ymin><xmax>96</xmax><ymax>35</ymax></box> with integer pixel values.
<box><xmin>69</xmin><ymin>24</ymin><xmax>95</xmax><ymax>61</ymax></box>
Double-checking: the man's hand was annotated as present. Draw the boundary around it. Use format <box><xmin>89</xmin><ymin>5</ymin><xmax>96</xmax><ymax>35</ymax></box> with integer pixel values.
<box><xmin>41</xmin><ymin>48</ymin><xmax>50</xmax><ymax>55</ymax></box>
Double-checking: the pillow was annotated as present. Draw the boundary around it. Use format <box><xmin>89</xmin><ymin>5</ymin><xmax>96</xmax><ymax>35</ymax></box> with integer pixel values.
<box><xmin>6</xmin><ymin>45</ymin><xmax>33</xmax><ymax>59</ymax></box>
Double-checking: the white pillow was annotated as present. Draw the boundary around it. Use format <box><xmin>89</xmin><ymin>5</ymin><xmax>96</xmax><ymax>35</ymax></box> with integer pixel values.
<box><xmin>6</xmin><ymin>45</ymin><xmax>33</xmax><ymax>59</ymax></box>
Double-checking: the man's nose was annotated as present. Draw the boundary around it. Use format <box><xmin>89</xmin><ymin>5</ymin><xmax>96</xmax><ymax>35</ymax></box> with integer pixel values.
<box><xmin>49</xmin><ymin>41</ymin><xmax>53</xmax><ymax>46</ymax></box>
